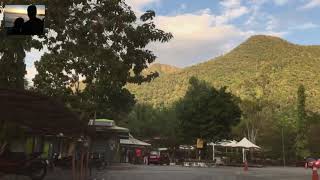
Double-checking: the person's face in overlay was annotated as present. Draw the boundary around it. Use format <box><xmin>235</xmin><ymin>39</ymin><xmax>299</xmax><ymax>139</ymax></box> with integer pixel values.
<box><xmin>27</xmin><ymin>5</ymin><xmax>37</xmax><ymax>19</ymax></box>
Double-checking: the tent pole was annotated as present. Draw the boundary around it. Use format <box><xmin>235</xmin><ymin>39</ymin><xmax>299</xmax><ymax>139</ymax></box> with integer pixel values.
<box><xmin>242</xmin><ymin>148</ymin><xmax>245</xmax><ymax>162</ymax></box>
<box><xmin>212</xmin><ymin>144</ymin><xmax>215</xmax><ymax>161</ymax></box>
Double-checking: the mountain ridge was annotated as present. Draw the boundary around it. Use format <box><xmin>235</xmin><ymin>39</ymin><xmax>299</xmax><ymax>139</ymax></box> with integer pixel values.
<box><xmin>143</xmin><ymin>63</ymin><xmax>180</xmax><ymax>76</ymax></box>
<box><xmin>127</xmin><ymin>35</ymin><xmax>320</xmax><ymax>111</ymax></box>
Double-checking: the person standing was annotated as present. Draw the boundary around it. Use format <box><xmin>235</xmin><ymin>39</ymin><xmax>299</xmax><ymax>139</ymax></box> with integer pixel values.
<box><xmin>143</xmin><ymin>151</ymin><xmax>149</xmax><ymax>165</ymax></box>
<box><xmin>22</xmin><ymin>5</ymin><xmax>44</xmax><ymax>35</ymax></box>
<box><xmin>135</xmin><ymin>148</ymin><xmax>142</xmax><ymax>164</ymax></box>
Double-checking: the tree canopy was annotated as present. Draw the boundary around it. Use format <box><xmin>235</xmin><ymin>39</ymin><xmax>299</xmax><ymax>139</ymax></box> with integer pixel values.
<box><xmin>175</xmin><ymin>77</ymin><xmax>241</xmax><ymax>142</ymax></box>
<box><xmin>32</xmin><ymin>0</ymin><xmax>172</xmax><ymax>119</ymax></box>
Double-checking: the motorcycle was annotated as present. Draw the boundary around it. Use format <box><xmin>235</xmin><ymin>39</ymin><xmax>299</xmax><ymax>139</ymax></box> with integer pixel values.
<box><xmin>0</xmin><ymin>151</ymin><xmax>47</xmax><ymax>180</ymax></box>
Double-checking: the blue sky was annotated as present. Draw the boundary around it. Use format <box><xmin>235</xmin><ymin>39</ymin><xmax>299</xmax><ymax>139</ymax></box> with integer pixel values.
<box><xmin>6</xmin><ymin>0</ymin><xmax>320</xmax><ymax>82</ymax></box>
<box><xmin>126</xmin><ymin>0</ymin><xmax>320</xmax><ymax>67</ymax></box>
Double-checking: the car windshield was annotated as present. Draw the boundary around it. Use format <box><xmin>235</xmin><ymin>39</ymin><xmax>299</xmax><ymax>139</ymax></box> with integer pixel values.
<box><xmin>0</xmin><ymin>0</ymin><xmax>319</xmax><ymax>180</ymax></box>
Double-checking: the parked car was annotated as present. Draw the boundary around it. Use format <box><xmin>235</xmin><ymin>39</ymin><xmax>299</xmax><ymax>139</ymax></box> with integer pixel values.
<box><xmin>304</xmin><ymin>157</ymin><xmax>320</xmax><ymax>168</ymax></box>
<box><xmin>148</xmin><ymin>150</ymin><xmax>170</xmax><ymax>165</ymax></box>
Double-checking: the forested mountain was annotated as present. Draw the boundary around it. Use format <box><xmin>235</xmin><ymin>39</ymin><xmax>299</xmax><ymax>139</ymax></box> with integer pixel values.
<box><xmin>142</xmin><ymin>63</ymin><xmax>180</xmax><ymax>76</ymax></box>
<box><xmin>127</xmin><ymin>35</ymin><xmax>320</xmax><ymax>111</ymax></box>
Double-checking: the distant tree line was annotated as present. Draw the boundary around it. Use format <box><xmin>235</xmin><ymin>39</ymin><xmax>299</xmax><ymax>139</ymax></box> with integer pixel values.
<box><xmin>126</xmin><ymin>77</ymin><xmax>320</xmax><ymax>163</ymax></box>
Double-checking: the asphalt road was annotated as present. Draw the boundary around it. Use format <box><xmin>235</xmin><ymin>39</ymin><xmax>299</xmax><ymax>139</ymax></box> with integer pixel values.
<box><xmin>1</xmin><ymin>164</ymin><xmax>313</xmax><ymax>180</ymax></box>
<box><xmin>93</xmin><ymin>164</ymin><xmax>312</xmax><ymax>180</ymax></box>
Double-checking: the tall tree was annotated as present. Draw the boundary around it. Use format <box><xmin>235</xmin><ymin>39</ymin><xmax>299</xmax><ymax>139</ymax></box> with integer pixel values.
<box><xmin>175</xmin><ymin>77</ymin><xmax>241</xmax><ymax>143</ymax></box>
<box><xmin>234</xmin><ymin>99</ymin><xmax>275</xmax><ymax>143</ymax></box>
<box><xmin>295</xmin><ymin>84</ymin><xmax>310</xmax><ymax>158</ymax></box>
<box><xmin>33</xmin><ymin>0</ymin><xmax>173</xmax><ymax>120</ymax></box>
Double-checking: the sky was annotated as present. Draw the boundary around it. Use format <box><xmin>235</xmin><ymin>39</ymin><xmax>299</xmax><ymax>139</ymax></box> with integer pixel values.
<box><xmin>6</xmin><ymin>0</ymin><xmax>320</xmax><ymax>82</ymax></box>
<box><xmin>5</xmin><ymin>5</ymin><xmax>45</xmax><ymax>15</ymax></box>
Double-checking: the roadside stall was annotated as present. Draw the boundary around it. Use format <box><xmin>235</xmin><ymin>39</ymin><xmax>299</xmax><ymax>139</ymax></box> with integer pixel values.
<box><xmin>0</xmin><ymin>88</ymin><xmax>88</xmax><ymax>180</ymax></box>
<box><xmin>120</xmin><ymin>134</ymin><xmax>151</xmax><ymax>164</ymax></box>
<box><xmin>88</xmin><ymin>119</ymin><xmax>129</xmax><ymax>167</ymax></box>
<box><xmin>178</xmin><ymin>145</ymin><xmax>196</xmax><ymax>163</ymax></box>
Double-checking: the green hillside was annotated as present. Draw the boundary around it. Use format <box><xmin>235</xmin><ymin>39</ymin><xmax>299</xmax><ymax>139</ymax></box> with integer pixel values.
<box><xmin>127</xmin><ymin>35</ymin><xmax>320</xmax><ymax>111</ymax></box>
<box><xmin>142</xmin><ymin>63</ymin><xmax>180</xmax><ymax>76</ymax></box>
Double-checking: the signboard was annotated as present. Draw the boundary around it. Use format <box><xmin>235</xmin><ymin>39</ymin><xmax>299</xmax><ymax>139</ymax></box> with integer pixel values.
<box><xmin>197</xmin><ymin>138</ymin><xmax>204</xmax><ymax>149</ymax></box>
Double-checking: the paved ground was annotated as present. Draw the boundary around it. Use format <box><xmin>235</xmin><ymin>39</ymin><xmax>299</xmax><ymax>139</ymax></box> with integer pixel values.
<box><xmin>94</xmin><ymin>164</ymin><xmax>311</xmax><ymax>180</ymax></box>
<box><xmin>1</xmin><ymin>164</ymin><xmax>313</xmax><ymax>180</ymax></box>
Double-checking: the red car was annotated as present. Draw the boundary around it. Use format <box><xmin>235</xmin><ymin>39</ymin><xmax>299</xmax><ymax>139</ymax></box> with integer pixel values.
<box><xmin>148</xmin><ymin>150</ymin><xmax>170</xmax><ymax>165</ymax></box>
<box><xmin>305</xmin><ymin>157</ymin><xmax>320</xmax><ymax>168</ymax></box>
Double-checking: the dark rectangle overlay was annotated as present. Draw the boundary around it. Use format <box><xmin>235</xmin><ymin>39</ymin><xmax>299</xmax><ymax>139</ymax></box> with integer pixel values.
<box><xmin>4</xmin><ymin>4</ymin><xmax>45</xmax><ymax>35</ymax></box>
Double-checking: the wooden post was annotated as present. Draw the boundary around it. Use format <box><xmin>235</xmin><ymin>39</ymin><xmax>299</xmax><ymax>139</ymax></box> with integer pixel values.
<box><xmin>86</xmin><ymin>150</ymin><xmax>89</xmax><ymax>179</ymax></box>
<box><xmin>72</xmin><ymin>150</ymin><xmax>76</xmax><ymax>180</ymax></box>
<box><xmin>80</xmin><ymin>149</ymin><xmax>84</xmax><ymax>180</ymax></box>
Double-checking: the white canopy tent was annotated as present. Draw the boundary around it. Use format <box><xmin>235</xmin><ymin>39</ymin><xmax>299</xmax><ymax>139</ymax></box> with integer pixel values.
<box><xmin>234</xmin><ymin>137</ymin><xmax>260</xmax><ymax>162</ymax></box>
<box><xmin>234</xmin><ymin>137</ymin><xmax>260</xmax><ymax>149</ymax></box>
<box><xmin>208</xmin><ymin>140</ymin><xmax>238</xmax><ymax>161</ymax></box>
<box><xmin>221</xmin><ymin>140</ymin><xmax>238</xmax><ymax>147</ymax></box>
<box><xmin>209</xmin><ymin>138</ymin><xmax>261</xmax><ymax>162</ymax></box>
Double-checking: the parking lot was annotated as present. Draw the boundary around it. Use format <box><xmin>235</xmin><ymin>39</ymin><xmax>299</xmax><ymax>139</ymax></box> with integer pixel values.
<box><xmin>0</xmin><ymin>164</ymin><xmax>313</xmax><ymax>180</ymax></box>
<box><xmin>93</xmin><ymin>164</ymin><xmax>311</xmax><ymax>180</ymax></box>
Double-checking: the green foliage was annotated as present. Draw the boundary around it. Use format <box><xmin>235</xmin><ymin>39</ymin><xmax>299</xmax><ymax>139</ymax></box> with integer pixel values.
<box><xmin>128</xmin><ymin>35</ymin><xmax>320</xmax><ymax>113</ymax></box>
<box><xmin>126</xmin><ymin>103</ymin><xmax>180</xmax><ymax>147</ymax></box>
<box><xmin>295</xmin><ymin>85</ymin><xmax>310</xmax><ymax>158</ymax></box>
<box><xmin>175</xmin><ymin>77</ymin><xmax>241</xmax><ymax>142</ymax></box>
<box><xmin>257</xmin><ymin>105</ymin><xmax>297</xmax><ymax>161</ymax></box>
<box><xmin>32</xmin><ymin>0</ymin><xmax>172</xmax><ymax>120</ymax></box>
<box><xmin>233</xmin><ymin>99</ymin><xmax>276</xmax><ymax>143</ymax></box>
<box><xmin>127</xmin><ymin>36</ymin><xmax>320</xmax><ymax>161</ymax></box>
<box><xmin>142</xmin><ymin>63</ymin><xmax>180</xmax><ymax>76</ymax></box>
<box><xmin>297</xmin><ymin>85</ymin><xmax>306</xmax><ymax>127</ymax></box>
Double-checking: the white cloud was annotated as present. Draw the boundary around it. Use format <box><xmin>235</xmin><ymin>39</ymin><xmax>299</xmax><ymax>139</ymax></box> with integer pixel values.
<box><xmin>300</xmin><ymin>0</ymin><xmax>320</xmax><ymax>9</ymax></box>
<box><xmin>147</xmin><ymin>11</ymin><xmax>253</xmax><ymax>66</ymax></box>
<box><xmin>23</xmin><ymin>0</ymin><xmax>289</xmax><ymax>80</ymax></box>
<box><xmin>127</xmin><ymin>0</ymin><xmax>286</xmax><ymax>67</ymax></box>
<box><xmin>220</xmin><ymin>0</ymin><xmax>241</xmax><ymax>8</ymax></box>
<box><xmin>26</xmin><ymin>66</ymin><xmax>37</xmax><ymax>85</ymax></box>
<box><xmin>273</xmin><ymin>0</ymin><xmax>289</xmax><ymax>6</ymax></box>
<box><xmin>266</xmin><ymin>16</ymin><xmax>278</xmax><ymax>31</ymax></box>
<box><xmin>125</xmin><ymin>0</ymin><xmax>159</xmax><ymax>11</ymax></box>
<box><xmin>216</xmin><ymin>0</ymin><xmax>249</xmax><ymax>25</ymax></box>
<box><xmin>289</xmin><ymin>22</ymin><xmax>319</xmax><ymax>30</ymax></box>
<box><xmin>245</xmin><ymin>0</ymin><xmax>268</xmax><ymax>26</ymax></box>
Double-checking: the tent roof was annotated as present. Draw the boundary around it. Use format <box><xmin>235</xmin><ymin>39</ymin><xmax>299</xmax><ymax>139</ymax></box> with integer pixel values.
<box><xmin>120</xmin><ymin>134</ymin><xmax>151</xmax><ymax>146</ymax></box>
<box><xmin>0</xmin><ymin>88</ymin><xmax>85</xmax><ymax>135</ymax></box>
<box><xmin>208</xmin><ymin>140</ymin><xmax>238</xmax><ymax>147</ymax></box>
<box><xmin>234</xmin><ymin>137</ymin><xmax>260</xmax><ymax>149</ymax></box>
<box><xmin>221</xmin><ymin>140</ymin><xmax>238</xmax><ymax>147</ymax></box>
